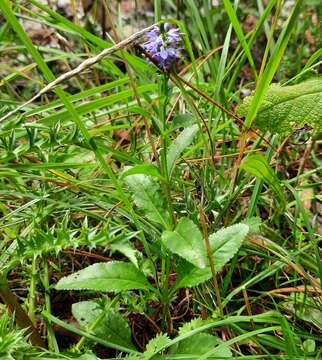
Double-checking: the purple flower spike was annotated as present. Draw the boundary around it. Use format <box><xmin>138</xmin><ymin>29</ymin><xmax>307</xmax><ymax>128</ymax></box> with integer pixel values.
<box><xmin>142</xmin><ymin>23</ymin><xmax>183</xmax><ymax>70</ymax></box>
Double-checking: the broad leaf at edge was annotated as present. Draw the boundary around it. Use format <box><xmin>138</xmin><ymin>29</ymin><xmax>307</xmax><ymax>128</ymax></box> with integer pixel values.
<box><xmin>237</xmin><ymin>78</ymin><xmax>322</xmax><ymax>136</ymax></box>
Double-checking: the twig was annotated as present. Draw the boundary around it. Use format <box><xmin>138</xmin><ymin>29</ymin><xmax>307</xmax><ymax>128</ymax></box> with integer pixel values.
<box><xmin>267</xmin><ymin>286</ymin><xmax>318</xmax><ymax>294</ymax></box>
<box><xmin>182</xmin><ymin>149</ymin><xmax>259</xmax><ymax>163</ymax></box>
<box><xmin>0</xmin><ymin>23</ymin><xmax>158</xmax><ymax>124</ymax></box>
<box><xmin>296</xmin><ymin>138</ymin><xmax>316</xmax><ymax>181</ymax></box>
<box><xmin>271</xmin><ymin>135</ymin><xmax>290</xmax><ymax>162</ymax></box>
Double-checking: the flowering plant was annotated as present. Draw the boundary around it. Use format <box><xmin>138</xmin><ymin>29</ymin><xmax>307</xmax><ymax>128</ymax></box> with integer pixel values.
<box><xmin>142</xmin><ymin>23</ymin><xmax>183</xmax><ymax>70</ymax></box>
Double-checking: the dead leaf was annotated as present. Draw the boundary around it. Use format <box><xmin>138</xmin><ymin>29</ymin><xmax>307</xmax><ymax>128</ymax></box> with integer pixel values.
<box><xmin>300</xmin><ymin>187</ymin><xmax>314</xmax><ymax>210</ymax></box>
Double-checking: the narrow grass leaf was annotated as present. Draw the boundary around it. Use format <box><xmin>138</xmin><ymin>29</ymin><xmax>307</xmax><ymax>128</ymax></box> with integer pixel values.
<box><xmin>42</xmin><ymin>310</ymin><xmax>138</xmax><ymax>354</ymax></box>
<box><xmin>279</xmin><ymin>315</ymin><xmax>300</xmax><ymax>357</ymax></box>
<box><xmin>243</xmin><ymin>0</ymin><xmax>303</xmax><ymax>128</ymax></box>
<box><xmin>303</xmin><ymin>48</ymin><xmax>322</xmax><ymax>70</ymax></box>
<box><xmin>25</xmin><ymin>77</ymin><xmax>129</xmax><ymax>117</ymax></box>
<box><xmin>39</xmin><ymin>84</ymin><xmax>156</xmax><ymax>124</ymax></box>
<box><xmin>223</xmin><ymin>0</ymin><xmax>257</xmax><ymax>79</ymax></box>
<box><xmin>241</xmin><ymin>154</ymin><xmax>285</xmax><ymax>206</ymax></box>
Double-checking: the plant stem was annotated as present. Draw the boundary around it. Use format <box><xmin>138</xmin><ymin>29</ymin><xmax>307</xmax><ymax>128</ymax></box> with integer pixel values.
<box><xmin>73</xmin><ymin>295</ymin><xmax>120</xmax><ymax>352</ymax></box>
<box><xmin>42</xmin><ymin>258</ymin><xmax>59</xmax><ymax>352</ymax></box>
<box><xmin>159</xmin><ymin>74</ymin><xmax>175</xmax><ymax>225</ymax></box>
<box><xmin>159</xmin><ymin>73</ymin><xmax>175</xmax><ymax>332</ymax></box>
<box><xmin>0</xmin><ymin>275</ymin><xmax>45</xmax><ymax>348</ymax></box>
<box><xmin>172</xmin><ymin>74</ymin><xmax>216</xmax><ymax>170</ymax></box>
<box><xmin>198</xmin><ymin>205</ymin><xmax>224</xmax><ymax>316</ymax></box>
<box><xmin>28</xmin><ymin>254</ymin><xmax>38</xmax><ymax>325</ymax></box>
<box><xmin>42</xmin><ymin>310</ymin><xmax>138</xmax><ymax>355</ymax></box>
<box><xmin>231</xmin><ymin>131</ymin><xmax>247</xmax><ymax>191</ymax></box>
<box><xmin>154</xmin><ymin>0</ymin><xmax>161</xmax><ymax>22</ymax></box>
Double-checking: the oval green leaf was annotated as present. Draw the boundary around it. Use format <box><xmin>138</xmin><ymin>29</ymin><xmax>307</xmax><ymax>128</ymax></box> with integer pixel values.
<box><xmin>55</xmin><ymin>261</ymin><xmax>153</xmax><ymax>292</ymax></box>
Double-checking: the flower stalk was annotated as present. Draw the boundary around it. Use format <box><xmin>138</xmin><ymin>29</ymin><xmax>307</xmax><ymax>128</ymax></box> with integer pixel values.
<box><xmin>198</xmin><ymin>205</ymin><xmax>224</xmax><ymax>317</ymax></box>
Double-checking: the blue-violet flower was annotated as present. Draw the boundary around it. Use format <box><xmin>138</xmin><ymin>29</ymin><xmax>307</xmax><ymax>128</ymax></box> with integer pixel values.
<box><xmin>142</xmin><ymin>23</ymin><xmax>183</xmax><ymax>70</ymax></box>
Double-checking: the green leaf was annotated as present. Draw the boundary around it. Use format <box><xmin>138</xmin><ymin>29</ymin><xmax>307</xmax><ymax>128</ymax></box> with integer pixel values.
<box><xmin>167</xmin><ymin>124</ymin><xmax>198</xmax><ymax>177</ymax></box>
<box><xmin>162</xmin><ymin>217</ymin><xmax>207</xmax><ymax>269</ymax></box>
<box><xmin>209</xmin><ymin>223</ymin><xmax>249</xmax><ymax>271</ymax></box>
<box><xmin>282</xmin><ymin>296</ymin><xmax>322</xmax><ymax>331</ymax></box>
<box><xmin>279</xmin><ymin>315</ymin><xmax>299</xmax><ymax>357</ymax></box>
<box><xmin>77</xmin><ymin>355</ymin><xmax>100</xmax><ymax>360</ymax></box>
<box><xmin>237</xmin><ymin>79</ymin><xmax>322</xmax><ymax>135</ymax></box>
<box><xmin>171</xmin><ymin>113</ymin><xmax>196</xmax><ymax>131</ymax></box>
<box><xmin>55</xmin><ymin>261</ymin><xmax>153</xmax><ymax>292</ymax></box>
<box><xmin>177</xmin><ymin>318</ymin><xmax>209</xmax><ymax>335</ymax></box>
<box><xmin>143</xmin><ymin>333</ymin><xmax>170</xmax><ymax>360</ymax></box>
<box><xmin>302</xmin><ymin>339</ymin><xmax>316</xmax><ymax>354</ymax></box>
<box><xmin>124</xmin><ymin>174</ymin><xmax>171</xmax><ymax>229</ymax></box>
<box><xmin>175</xmin><ymin>224</ymin><xmax>249</xmax><ymax>289</ymax></box>
<box><xmin>72</xmin><ymin>300</ymin><xmax>101</xmax><ymax>328</ymax></box>
<box><xmin>111</xmin><ymin>240</ymin><xmax>141</xmax><ymax>268</ymax></box>
<box><xmin>121</xmin><ymin>165</ymin><xmax>162</xmax><ymax>180</ymax></box>
<box><xmin>124</xmin><ymin>356</ymin><xmax>143</xmax><ymax>360</ymax></box>
<box><xmin>39</xmin><ymin>355</ymin><xmax>99</xmax><ymax>360</ymax></box>
<box><xmin>240</xmin><ymin>154</ymin><xmax>285</xmax><ymax>206</ymax></box>
<box><xmin>241</xmin><ymin>216</ymin><xmax>262</xmax><ymax>234</ymax></box>
<box><xmin>170</xmin><ymin>333</ymin><xmax>232</xmax><ymax>359</ymax></box>
<box><xmin>39</xmin><ymin>84</ymin><xmax>156</xmax><ymax>124</ymax></box>
<box><xmin>242</xmin><ymin>0</ymin><xmax>303</xmax><ymax>128</ymax></box>
<box><xmin>175</xmin><ymin>260</ymin><xmax>213</xmax><ymax>289</ymax></box>
<box><xmin>25</xmin><ymin>77</ymin><xmax>129</xmax><ymax>117</ymax></box>
<box><xmin>42</xmin><ymin>310</ymin><xmax>137</xmax><ymax>354</ymax></box>
<box><xmin>222</xmin><ymin>0</ymin><xmax>257</xmax><ymax>80</ymax></box>
<box><xmin>72</xmin><ymin>300</ymin><xmax>135</xmax><ymax>350</ymax></box>
<box><xmin>175</xmin><ymin>317</ymin><xmax>231</xmax><ymax>358</ymax></box>
<box><xmin>304</xmin><ymin>48</ymin><xmax>322</xmax><ymax>70</ymax></box>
